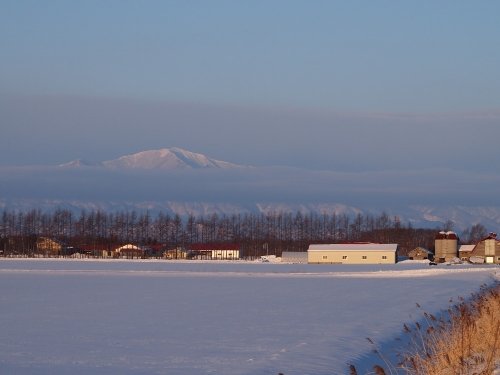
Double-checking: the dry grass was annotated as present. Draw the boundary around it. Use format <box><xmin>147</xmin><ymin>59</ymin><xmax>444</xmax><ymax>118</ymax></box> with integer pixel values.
<box><xmin>400</xmin><ymin>283</ymin><xmax>500</xmax><ymax>375</ymax></box>
<box><xmin>349</xmin><ymin>282</ymin><xmax>500</xmax><ymax>375</ymax></box>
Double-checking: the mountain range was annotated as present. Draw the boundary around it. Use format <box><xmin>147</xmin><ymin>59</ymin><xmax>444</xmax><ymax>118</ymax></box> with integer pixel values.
<box><xmin>1</xmin><ymin>147</ymin><xmax>500</xmax><ymax>232</ymax></box>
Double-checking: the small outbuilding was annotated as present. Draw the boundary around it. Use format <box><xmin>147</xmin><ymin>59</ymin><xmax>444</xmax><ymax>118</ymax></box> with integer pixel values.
<box><xmin>281</xmin><ymin>251</ymin><xmax>308</xmax><ymax>264</ymax></box>
<box><xmin>307</xmin><ymin>243</ymin><xmax>398</xmax><ymax>264</ymax></box>
<box><xmin>458</xmin><ymin>244</ymin><xmax>475</xmax><ymax>261</ymax></box>
<box><xmin>408</xmin><ymin>247</ymin><xmax>434</xmax><ymax>261</ymax></box>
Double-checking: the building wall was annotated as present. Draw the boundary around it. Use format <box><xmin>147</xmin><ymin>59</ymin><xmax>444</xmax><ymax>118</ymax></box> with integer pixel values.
<box><xmin>458</xmin><ymin>245</ymin><xmax>475</xmax><ymax>261</ymax></box>
<box><xmin>164</xmin><ymin>250</ymin><xmax>187</xmax><ymax>259</ymax></box>
<box><xmin>408</xmin><ymin>247</ymin><xmax>432</xmax><ymax>260</ymax></box>
<box><xmin>211</xmin><ymin>249</ymin><xmax>239</xmax><ymax>260</ymax></box>
<box><xmin>308</xmin><ymin>250</ymin><xmax>396</xmax><ymax>264</ymax></box>
<box><xmin>117</xmin><ymin>249</ymin><xmax>144</xmax><ymax>258</ymax></box>
<box><xmin>459</xmin><ymin>251</ymin><xmax>473</xmax><ymax>261</ymax></box>
<box><xmin>36</xmin><ymin>237</ymin><xmax>62</xmax><ymax>256</ymax></box>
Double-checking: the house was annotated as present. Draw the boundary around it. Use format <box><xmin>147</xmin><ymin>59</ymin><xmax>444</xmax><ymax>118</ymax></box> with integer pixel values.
<box><xmin>188</xmin><ymin>243</ymin><xmax>240</xmax><ymax>260</ymax></box>
<box><xmin>307</xmin><ymin>243</ymin><xmax>398</xmax><ymax>264</ymax></box>
<box><xmin>408</xmin><ymin>247</ymin><xmax>434</xmax><ymax>261</ymax></box>
<box><xmin>36</xmin><ymin>237</ymin><xmax>66</xmax><ymax>257</ymax></box>
<box><xmin>467</xmin><ymin>233</ymin><xmax>500</xmax><ymax>264</ymax></box>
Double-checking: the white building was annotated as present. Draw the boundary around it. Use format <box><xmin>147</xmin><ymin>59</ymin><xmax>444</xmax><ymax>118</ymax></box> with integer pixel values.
<box><xmin>308</xmin><ymin>243</ymin><xmax>398</xmax><ymax>264</ymax></box>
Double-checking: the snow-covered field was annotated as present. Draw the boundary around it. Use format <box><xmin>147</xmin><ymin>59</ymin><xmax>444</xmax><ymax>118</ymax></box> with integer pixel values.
<box><xmin>0</xmin><ymin>259</ymin><xmax>498</xmax><ymax>375</ymax></box>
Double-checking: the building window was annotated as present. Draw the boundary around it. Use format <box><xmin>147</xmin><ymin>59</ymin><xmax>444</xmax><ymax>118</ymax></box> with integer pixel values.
<box><xmin>362</xmin><ymin>256</ymin><xmax>367</xmax><ymax>259</ymax></box>
<box><xmin>342</xmin><ymin>256</ymin><xmax>348</xmax><ymax>259</ymax></box>
<box><xmin>322</xmin><ymin>255</ymin><xmax>328</xmax><ymax>259</ymax></box>
<box><xmin>382</xmin><ymin>256</ymin><xmax>387</xmax><ymax>259</ymax></box>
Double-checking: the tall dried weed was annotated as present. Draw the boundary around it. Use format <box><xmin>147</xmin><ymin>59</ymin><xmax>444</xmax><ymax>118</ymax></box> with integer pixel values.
<box><xmin>350</xmin><ymin>282</ymin><xmax>500</xmax><ymax>375</ymax></box>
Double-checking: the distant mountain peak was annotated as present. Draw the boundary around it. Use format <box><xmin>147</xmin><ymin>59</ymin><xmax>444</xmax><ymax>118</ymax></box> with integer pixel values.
<box><xmin>101</xmin><ymin>147</ymin><xmax>242</xmax><ymax>170</ymax></box>
<box><xmin>58</xmin><ymin>159</ymin><xmax>99</xmax><ymax>168</ymax></box>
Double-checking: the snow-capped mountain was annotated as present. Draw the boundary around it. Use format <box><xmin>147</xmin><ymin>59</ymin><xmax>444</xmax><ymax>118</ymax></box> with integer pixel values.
<box><xmin>72</xmin><ymin>148</ymin><xmax>242</xmax><ymax>170</ymax></box>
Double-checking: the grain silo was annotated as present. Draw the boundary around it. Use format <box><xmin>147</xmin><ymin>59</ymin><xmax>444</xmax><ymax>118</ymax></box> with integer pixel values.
<box><xmin>434</xmin><ymin>231</ymin><xmax>458</xmax><ymax>262</ymax></box>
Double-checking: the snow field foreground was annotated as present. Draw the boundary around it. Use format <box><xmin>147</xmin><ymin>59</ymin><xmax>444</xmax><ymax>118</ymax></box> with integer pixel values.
<box><xmin>0</xmin><ymin>260</ymin><xmax>498</xmax><ymax>375</ymax></box>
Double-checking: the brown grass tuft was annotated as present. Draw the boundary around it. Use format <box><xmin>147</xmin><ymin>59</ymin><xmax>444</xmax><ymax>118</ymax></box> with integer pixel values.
<box><xmin>401</xmin><ymin>283</ymin><xmax>500</xmax><ymax>375</ymax></box>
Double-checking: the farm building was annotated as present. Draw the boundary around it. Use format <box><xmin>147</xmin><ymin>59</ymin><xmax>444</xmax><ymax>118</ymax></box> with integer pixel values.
<box><xmin>36</xmin><ymin>237</ymin><xmax>67</xmax><ymax>257</ymax></box>
<box><xmin>408</xmin><ymin>247</ymin><xmax>434</xmax><ymax>261</ymax></box>
<box><xmin>467</xmin><ymin>233</ymin><xmax>500</xmax><ymax>264</ymax></box>
<box><xmin>434</xmin><ymin>231</ymin><xmax>458</xmax><ymax>263</ymax></box>
<box><xmin>77</xmin><ymin>244</ymin><xmax>113</xmax><ymax>258</ymax></box>
<box><xmin>114</xmin><ymin>244</ymin><xmax>147</xmax><ymax>259</ymax></box>
<box><xmin>307</xmin><ymin>243</ymin><xmax>398</xmax><ymax>264</ymax></box>
<box><xmin>164</xmin><ymin>247</ymin><xmax>187</xmax><ymax>260</ymax></box>
<box><xmin>188</xmin><ymin>243</ymin><xmax>240</xmax><ymax>260</ymax></box>
<box><xmin>458</xmin><ymin>244</ymin><xmax>475</xmax><ymax>261</ymax></box>
<box><xmin>281</xmin><ymin>251</ymin><xmax>308</xmax><ymax>264</ymax></box>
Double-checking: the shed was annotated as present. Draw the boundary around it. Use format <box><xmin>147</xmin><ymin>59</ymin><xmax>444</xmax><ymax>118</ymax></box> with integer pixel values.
<box><xmin>281</xmin><ymin>251</ymin><xmax>308</xmax><ymax>264</ymax></box>
<box><xmin>458</xmin><ymin>245</ymin><xmax>475</xmax><ymax>261</ymax></box>
<box><xmin>408</xmin><ymin>247</ymin><xmax>433</xmax><ymax>261</ymax></box>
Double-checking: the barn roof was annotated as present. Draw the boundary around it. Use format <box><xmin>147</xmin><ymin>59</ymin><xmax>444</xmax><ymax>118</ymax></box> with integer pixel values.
<box><xmin>409</xmin><ymin>247</ymin><xmax>433</xmax><ymax>255</ymax></box>
<box><xmin>308</xmin><ymin>244</ymin><xmax>398</xmax><ymax>252</ymax></box>
<box><xmin>189</xmin><ymin>243</ymin><xmax>240</xmax><ymax>251</ymax></box>
<box><xmin>114</xmin><ymin>244</ymin><xmax>146</xmax><ymax>252</ymax></box>
<box><xmin>458</xmin><ymin>245</ymin><xmax>475</xmax><ymax>252</ymax></box>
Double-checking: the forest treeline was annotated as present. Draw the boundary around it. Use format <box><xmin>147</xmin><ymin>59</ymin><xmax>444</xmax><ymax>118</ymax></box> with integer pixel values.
<box><xmin>0</xmin><ymin>209</ymin><xmax>456</xmax><ymax>257</ymax></box>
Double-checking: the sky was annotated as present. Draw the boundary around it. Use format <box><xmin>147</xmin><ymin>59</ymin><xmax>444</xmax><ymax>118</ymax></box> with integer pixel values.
<box><xmin>1</xmin><ymin>1</ymin><xmax>500</xmax><ymax>171</ymax></box>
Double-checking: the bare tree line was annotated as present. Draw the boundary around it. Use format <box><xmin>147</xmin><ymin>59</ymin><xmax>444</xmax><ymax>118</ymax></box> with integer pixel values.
<box><xmin>0</xmin><ymin>209</ymin><xmax>453</xmax><ymax>257</ymax></box>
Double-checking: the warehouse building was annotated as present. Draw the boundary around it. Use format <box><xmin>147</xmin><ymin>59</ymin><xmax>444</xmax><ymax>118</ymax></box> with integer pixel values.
<box><xmin>307</xmin><ymin>243</ymin><xmax>398</xmax><ymax>264</ymax></box>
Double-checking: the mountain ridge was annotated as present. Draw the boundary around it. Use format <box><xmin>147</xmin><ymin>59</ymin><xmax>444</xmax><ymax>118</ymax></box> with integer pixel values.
<box><xmin>1</xmin><ymin>198</ymin><xmax>499</xmax><ymax>231</ymax></box>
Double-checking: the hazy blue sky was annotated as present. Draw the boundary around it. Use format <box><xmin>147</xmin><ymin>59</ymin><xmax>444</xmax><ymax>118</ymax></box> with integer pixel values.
<box><xmin>1</xmin><ymin>1</ymin><xmax>500</xmax><ymax>170</ymax></box>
